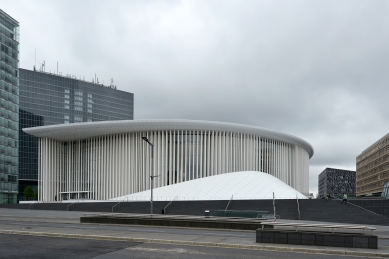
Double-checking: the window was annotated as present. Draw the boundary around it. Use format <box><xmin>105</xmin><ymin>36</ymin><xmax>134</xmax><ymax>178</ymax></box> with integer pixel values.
<box><xmin>87</xmin><ymin>118</ymin><xmax>92</xmax><ymax>122</ymax></box>
<box><xmin>75</xmin><ymin>91</ymin><xmax>83</xmax><ymax>96</ymax></box>
<box><xmin>74</xmin><ymin>101</ymin><xmax>82</xmax><ymax>106</ymax></box>
<box><xmin>64</xmin><ymin>89</ymin><xmax>70</xmax><ymax>93</ymax></box>
<box><xmin>64</xmin><ymin>104</ymin><xmax>69</xmax><ymax>109</ymax></box>
<box><xmin>74</xmin><ymin>116</ymin><xmax>82</xmax><ymax>121</ymax></box>
<box><xmin>64</xmin><ymin>99</ymin><xmax>69</xmax><ymax>104</ymax></box>
<box><xmin>87</xmin><ymin>103</ymin><xmax>92</xmax><ymax>108</ymax></box>
<box><xmin>75</xmin><ymin>106</ymin><xmax>83</xmax><ymax>111</ymax></box>
<box><xmin>64</xmin><ymin>94</ymin><xmax>69</xmax><ymax>99</ymax></box>
<box><xmin>87</xmin><ymin>108</ymin><xmax>92</xmax><ymax>113</ymax></box>
<box><xmin>64</xmin><ymin>115</ymin><xmax>69</xmax><ymax>119</ymax></box>
<box><xmin>87</xmin><ymin>93</ymin><xmax>92</xmax><ymax>98</ymax></box>
<box><xmin>64</xmin><ymin>120</ymin><xmax>69</xmax><ymax>124</ymax></box>
<box><xmin>75</xmin><ymin>96</ymin><xmax>82</xmax><ymax>101</ymax></box>
<box><xmin>87</xmin><ymin>99</ymin><xmax>93</xmax><ymax>103</ymax></box>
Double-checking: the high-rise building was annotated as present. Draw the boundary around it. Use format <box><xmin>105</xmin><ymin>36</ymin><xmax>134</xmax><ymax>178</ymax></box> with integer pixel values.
<box><xmin>318</xmin><ymin>168</ymin><xmax>356</xmax><ymax>199</ymax></box>
<box><xmin>18</xmin><ymin>68</ymin><xmax>134</xmax><ymax>200</ymax></box>
<box><xmin>0</xmin><ymin>9</ymin><xmax>19</xmax><ymax>204</ymax></box>
<box><xmin>356</xmin><ymin>133</ymin><xmax>389</xmax><ymax>196</ymax></box>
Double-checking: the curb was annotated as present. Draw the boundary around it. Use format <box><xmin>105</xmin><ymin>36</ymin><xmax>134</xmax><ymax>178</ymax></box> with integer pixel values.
<box><xmin>1</xmin><ymin>230</ymin><xmax>389</xmax><ymax>258</ymax></box>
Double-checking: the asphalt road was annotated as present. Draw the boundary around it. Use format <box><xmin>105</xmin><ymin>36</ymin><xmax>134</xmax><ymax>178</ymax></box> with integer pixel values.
<box><xmin>0</xmin><ymin>219</ymin><xmax>254</xmax><ymax>240</ymax></box>
<box><xmin>0</xmin><ymin>234</ymin><xmax>373</xmax><ymax>259</ymax></box>
<box><xmin>2</xmin><ymin>219</ymin><xmax>389</xmax><ymax>247</ymax></box>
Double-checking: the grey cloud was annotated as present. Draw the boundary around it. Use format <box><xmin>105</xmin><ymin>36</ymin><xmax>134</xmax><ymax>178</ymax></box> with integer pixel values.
<box><xmin>2</xmin><ymin>0</ymin><xmax>389</xmax><ymax>196</ymax></box>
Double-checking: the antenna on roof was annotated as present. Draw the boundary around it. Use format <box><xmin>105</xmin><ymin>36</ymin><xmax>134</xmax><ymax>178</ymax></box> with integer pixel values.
<box><xmin>109</xmin><ymin>78</ymin><xmax>116</xmax><ymax>89</ymax></box>
<box><xmin>57</xmin><ymin>62</ymin><xmax>58</xmax><ymax>75</ymax></box>
<box><xmin>34</xmin><ymin>48</ymin><xmax>36</xmax><ymax>71</ymax></box>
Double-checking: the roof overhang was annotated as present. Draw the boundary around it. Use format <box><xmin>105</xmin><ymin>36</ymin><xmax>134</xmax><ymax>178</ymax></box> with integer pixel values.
<box><xmin>23</xmin><ymin>119</ymin><xmax>314</xmax><ymax>158</ymax></box>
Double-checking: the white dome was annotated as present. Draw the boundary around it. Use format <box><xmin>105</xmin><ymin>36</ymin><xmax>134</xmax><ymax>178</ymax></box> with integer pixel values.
<box><xmin>113</xmin><ymin>171</ymin><xmax>307</xmax><ymax>201</ymax></box>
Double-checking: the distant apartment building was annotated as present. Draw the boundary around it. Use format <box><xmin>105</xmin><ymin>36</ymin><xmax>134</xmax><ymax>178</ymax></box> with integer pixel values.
<box><xmin>318</xmin><ymin>168</ymin><xmax>356</xmax><ymax>199</ymax></box>
<box><xmin>0</xmin><ymin>9</ymin><xmax>19</xmax><ymax>204</ymax></box>
<box><xmin>356</xmin><ymin>133</ymin><xmax>389</xmax><ymax>196</ymax></box>
<box><xmin>18</xmin><ymin>68</ymin><xmax>134</xmax><ymax>200</ymax></box>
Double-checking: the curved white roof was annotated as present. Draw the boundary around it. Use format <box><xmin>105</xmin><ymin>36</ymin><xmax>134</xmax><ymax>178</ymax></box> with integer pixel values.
<box><xmin>23</xmin><ymin>119</ymin><xmax>313</xmax><ymax>157</ymax></box>
<box><xmin>112</xmin><ymin>171</ymin><xmax>307</xmax><ymax>201</ymax></box>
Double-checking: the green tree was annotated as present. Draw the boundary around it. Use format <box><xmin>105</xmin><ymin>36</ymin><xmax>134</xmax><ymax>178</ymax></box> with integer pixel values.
<box><xmin>33</xmin><ymin>188</ymin><xmax>38</xmax><ymax>200</ymax></box>
<box><xmin>23</xmin><ymin>186</ymin><xmax>34</xmax><ymax>200</ymax></box>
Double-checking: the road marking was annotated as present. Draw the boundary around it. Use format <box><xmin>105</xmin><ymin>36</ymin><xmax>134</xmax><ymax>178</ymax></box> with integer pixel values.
<box><xmin>62</xmin><ymin>226</ymin><xmax>97</xmax><ymax>229</ymax></box>
<box><xmin>9</xmin><ymin>223</ymin><xmax>38</xmax><ymax>226</ymax></box>
<box><xmin>127</xmin><ymin>247</ymin><xmax>206</xmax><ymax>255</ymax></box>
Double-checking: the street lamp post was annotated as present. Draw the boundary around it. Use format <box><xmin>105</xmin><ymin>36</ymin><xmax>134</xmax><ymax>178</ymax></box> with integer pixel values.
<box><xmin>142</xmin><ymin>136</ymin><xmax>159</xmax><ymax>215</ymax></box>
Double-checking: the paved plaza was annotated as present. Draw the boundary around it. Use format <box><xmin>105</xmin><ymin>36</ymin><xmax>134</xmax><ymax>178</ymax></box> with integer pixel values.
<box><xmin>1</xmin><ymin>208</ymin><xmax>389</xmax><ymax>258</ymax></box>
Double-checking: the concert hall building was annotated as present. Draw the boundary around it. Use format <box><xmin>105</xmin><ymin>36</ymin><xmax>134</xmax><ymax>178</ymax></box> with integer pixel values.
<box><xmin>23</xmin><ymin>120</ymin><xmax>314</xmax><ymax>202</ymax></box>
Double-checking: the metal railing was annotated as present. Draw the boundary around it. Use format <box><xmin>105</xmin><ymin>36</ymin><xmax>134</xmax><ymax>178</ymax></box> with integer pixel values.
<box><xmin>296</xmin><ymin>194</ymin><xmax>300</xmax><ymax>220</ymax></box>
<box><xmin>348</xmin><ymin>201</ymin><xmax>389</xmax><ymax>219</ymax></box>
<box><xmin>225</xmin><ymin>195</ymin><xmax>233</xmax><ymax>210</ymax></box>
<box><xmin>67</xmin><ymin>202</ymin><xmax>76</xmax><ymax>211</ymax></box>
<box><xmin>112</xmin><ymin>198</ymin><xmax>128</xmax><ymax>213</ymax></box>
<box><xmin>163</xmin><ymin>196</ymin><xmax>178</xmax><ymax>215</ymax></box>
<box><xmin>273</xmin><ymin>192</ymin><xmax>276</xmax><ymax>222</ymax></box>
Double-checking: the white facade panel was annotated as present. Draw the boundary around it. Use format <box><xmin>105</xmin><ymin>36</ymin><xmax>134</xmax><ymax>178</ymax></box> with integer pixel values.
<box><xmin>35</xmin><ymin>123</ymin><xmax>312</xmax><ymax>202</ymax></box>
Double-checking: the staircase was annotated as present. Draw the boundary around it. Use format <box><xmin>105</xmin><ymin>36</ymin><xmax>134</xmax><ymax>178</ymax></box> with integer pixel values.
<box><xmin>299</xmin><ymin>199</ymin><xmax>389</xmax><ymax>225</ymax></box>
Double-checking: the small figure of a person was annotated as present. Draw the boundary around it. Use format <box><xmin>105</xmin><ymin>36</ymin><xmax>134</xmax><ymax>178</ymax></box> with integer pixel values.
<box><xmin>55</xmin><ymin>195</ymin><xmax>57</xmax><ymax>201</ymax></box>
<box><xmin>326</xmin><ymin>193</ymin><xmax>331</xmax><ymax>200</ymax></box>
<box><xmin>341</xmin><ymin>193</ymin><xmax>347</xmax><ymax>204</ymax></box>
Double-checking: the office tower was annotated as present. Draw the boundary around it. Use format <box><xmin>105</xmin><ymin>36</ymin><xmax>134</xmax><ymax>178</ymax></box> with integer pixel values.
<box><xmin>357</xmin><ymin>133</ymin><xmax>389</xmax><ymax>196</ymax></box>
<box><xmin>0</xmin><ymin>9</ymin><xmax>19</xmax><ymax>204</ymax></box>
<box><xmin>18</xmin><ymin>68</ymin><xmax>133</xmax><ymax>200</ymax></box>
<box><xmin>318</xmin><ymin>167</ymin><xmax>356</xmax><ymax>199</ymax></box>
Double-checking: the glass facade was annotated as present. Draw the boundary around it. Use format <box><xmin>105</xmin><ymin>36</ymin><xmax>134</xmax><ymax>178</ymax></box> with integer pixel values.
<box><xmin>0</xmin><ymin>9</ymin><xmax>19</xmax><ymax>204</ymax></box>
<box><xmin>18</xmin><ymin>68</ymin><xmax>133</xmax><ymax>200</ymax></box>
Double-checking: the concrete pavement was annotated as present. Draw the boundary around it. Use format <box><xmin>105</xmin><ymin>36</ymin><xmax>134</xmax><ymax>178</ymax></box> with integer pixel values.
<box><xmin>0</xmin><ymin>234</ymin><xmax>369</xmax><ymax>259</ymax></box>
<box><xmin>1</xmin><ymin>208</ymin><xmax>389</xmax><ymax>258</ymax></box>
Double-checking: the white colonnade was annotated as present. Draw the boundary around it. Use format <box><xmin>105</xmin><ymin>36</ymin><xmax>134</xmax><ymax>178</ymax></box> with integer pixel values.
<box><xmin>38</xmin><ymin>130</ymin><xmax>310</xmax><ymax>202</ymax></box>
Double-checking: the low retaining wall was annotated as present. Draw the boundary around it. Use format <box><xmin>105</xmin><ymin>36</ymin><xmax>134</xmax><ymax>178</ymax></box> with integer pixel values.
<box><xmin>81</xmin><ymin>216</ymin><xmax>270</xmax><ymax>231</ymax></box>
<box><xmin>256</xmin><ymin>229</ymin><xmax>377</xmax><ymax>249</ymax></box>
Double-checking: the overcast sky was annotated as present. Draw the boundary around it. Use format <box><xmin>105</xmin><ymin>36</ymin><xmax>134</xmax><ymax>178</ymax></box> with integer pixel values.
<box><xmin>2</xmin><ymin>0</ymin><xmax>389</xmax><ymax>195</ymax></box>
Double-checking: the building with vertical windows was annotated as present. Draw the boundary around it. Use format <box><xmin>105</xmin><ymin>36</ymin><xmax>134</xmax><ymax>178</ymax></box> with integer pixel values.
<box><xmin>0</xmin><ymin>9</ymin><xmax>19</xmax><ymax>204</ymax></box>
<box><xmin>356</xmin><ymin>133</ymin><xmax>389</xmax><ymax>196</ymax></box>
<box><xmin>23</xmin><ymin>120</ymin><xmax>313</xmax><ymax>201</ymax></box>
<box><xmin>318</xmin><ymin>168</ymin><xmax>356</xmax><ymax>199</ymax></box>
<box><xmin>18</xmin><ymin>68</ymin><xmax>134</xmax><ymax>200</ymax></box>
